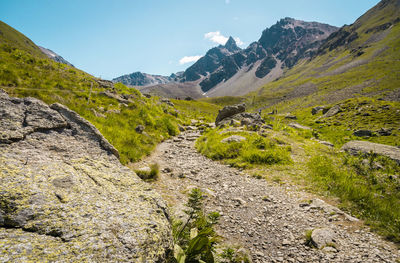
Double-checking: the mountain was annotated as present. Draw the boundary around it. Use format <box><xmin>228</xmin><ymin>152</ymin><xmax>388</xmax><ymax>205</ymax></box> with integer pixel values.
<box><xmin>201</xmin><ymin>18</ymin><xmax>337</xmax><ymax>96</ymax></box>
<box><xmin>243</xmin><ymin>0</ymin><xmax>400</xmax><ymax>112</ymax></box>
<box><xmin>112</xmin><ymin>71</ymin><xmax>178</xmax><ymax>86</ymax></box>
<box><xmin>115</xmin><ymin>19</ymin><xmax>337</xmax><ymax>98</ymax></box>
<box><xmin>39</xmin><ymin>46</ymin><xmax>74</xmax><ymax>67</ymax></box>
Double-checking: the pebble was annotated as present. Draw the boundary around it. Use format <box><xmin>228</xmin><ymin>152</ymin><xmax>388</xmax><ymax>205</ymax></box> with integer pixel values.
<box><xmin>139</xmin><ymin>130</ymin><xmax>399</xmax><ymax>263</ymax></box>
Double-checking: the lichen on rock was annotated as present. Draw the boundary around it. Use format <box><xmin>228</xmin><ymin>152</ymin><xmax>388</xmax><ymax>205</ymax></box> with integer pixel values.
<box><xmin>0</xmin><ymin>90</ymin><xmax>173</xmax><ymax>262</ymax></box>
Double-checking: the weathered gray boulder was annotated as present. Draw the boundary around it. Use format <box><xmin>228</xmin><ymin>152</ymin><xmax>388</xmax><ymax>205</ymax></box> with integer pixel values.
<box><xmin>284</xmin><ymin>115</ymin><xmax>297</xmax><ymax>120</ymax></box>
<box><xmin>135</xmin><ymin>124</ymin><xmax>145</xmax><ymax>133</ymax></box>
<box><xmin>341</xmin><ymin>140</ymin><xmax>400</xmax><ymax>163</ymax></box>
<box><xmin>221</xmin><ymin>135</ymin><xmax>246</xmax><ymax>143</ymax></box>
<box><xmin>376</xmin><ymin>128</ymin><xmax>392</xmax><ymax>136</ymax></box>
<box><xmin>218</xmin><ymin>112</ymin><xmax>265</xmax><ymax>127</ymax></box>
<box><xmin>215</xmin><ymin>103</ymin><xmax>246</xmax><ymax>125</ymax></box>
<box><xmin>0</xmin><ymin>91</ymin><xmax>172</xmax><ymax>262</ymax></box>
<box><xmin>288</xmin><ymin>122</ymin><xmax>312</xmax><ymax>130</ymax></box>
<box><xmin>323</xmin><ymin>105</ymin><xmax>341</xmax><ymax>118</ymax></box>
<box><xmin>311</xmin><ymin>106</ymin><xmax>326</xmax><ymax>115</ymax></box>
<box><xmin>353</xmin><ymin>129</ymin><xmax>372</xmax><ymax>137</ymax></box>
<box><xmin>311</xmin><ymin>228</ymin><xmax>336</xmax><ymax>249</ymax></box>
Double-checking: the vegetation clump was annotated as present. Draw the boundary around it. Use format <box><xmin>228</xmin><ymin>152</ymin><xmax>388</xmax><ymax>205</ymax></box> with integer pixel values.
<box><xmin>172</xmin><ymin>188</ymin><xmax>220</xmax><ymax>263</ymax></box>
<box><xmin>196</xmin><ymin>129</ymin><xmax>292</xmax><ymax>168</ymax></box>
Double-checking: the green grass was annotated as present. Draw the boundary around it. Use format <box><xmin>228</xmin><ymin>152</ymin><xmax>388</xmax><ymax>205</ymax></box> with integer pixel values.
<box><xmin>195</xmin><ymin>128</ymin><xmax>292</xmax><ymax>168</ymax></box>
<box><xmin>172</xmin><ymin>99</ymin><xmax>220</xmax><ymax>124</ymax></box>
<box><xmin>292</xmin><ymin>97</ymin><xmax>400</xmax><ymax>147</ymax></box>
<box><xmin>0</xmin><ymin>33</ymin><xmax>183</xmax><ymax>163</ymax></box>
<box><xmin>307</xmin><ymin>153</ymin><xmax>400</xmax><ymax>242</ymax></box>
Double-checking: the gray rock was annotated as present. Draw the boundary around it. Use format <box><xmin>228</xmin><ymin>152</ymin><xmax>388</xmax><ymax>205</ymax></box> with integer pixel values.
<box><xmin>312</xmin><ymin>106</ymin><xmax>326</xmax><ymax>115</ymax></box>
<box><xmin>311</xmin><ymin>228</ymin><xmax>336</xmax><ymax>249</ymax></box>
<box><xmin>215</xmin><ymin>103</ymin><xmax>246</xmax><ymax>125</ymax></box>
<box><xmin>353</xmin><ymin>129</ymin><xmax>372</xmax><ymax>137</ymax></box>
<box><xmin>323</xmin><ymin>105</ymin><xmax>341</xmax><ymax>118</ymax></box>
<box><xmin>135</xmin><ymin>124</ymin><xmax>145</xmax><ymax>133</ymax></box>
<box><xmin>285</xmin><ymin>115</ymin><xmax>297</xmax><ymax>120</ymax></box>
<box><xmin>99</xmin><ymin>91</ymin><xmax>130</xmax><ymax>104</ymax></box>
<box><xmin>241</xmin><ymin>118</ymin><xmax>252</xmax><ymax>126</ymax></box>
<box><xmin>288</xmin><ymin>122</ymin><xmax>312</xmax><ymax>130</ymax></box>
<box><xmin>261</xmin><ymin>124</ymin><xmax>273</xmax><ymax>130</ymax></box>
<box><xmin>161</xmin><ymin>98</ymin><xmax>174</xmax><ymax>107</ymax></box>
<box><xmin>318</xmin><ymin>140</ymin><xmax>334</xmax><ymax>147</ymax></box>
<box><xmin>221</xmin><ymin>135</ymin><xmax>246</xmax><ymax>143</ymax></box>
<box><xmin>218</xmin><ymin>112</ymin><xmax>265</xmax><ymax>127</ymax></box>
<box><xmin>0</xmin><ymin>92</ymin><xmax>172</xmax><ymax>262</ymax></box>
<box><xmin>341</xmin><ymin>140</ymin><xmax>400</xmax><ymax>163</ymax></box>
<box><xmin>376</xmin><ymin>128</ymin><xmax>392</xmax><ymax>136</ymax></box>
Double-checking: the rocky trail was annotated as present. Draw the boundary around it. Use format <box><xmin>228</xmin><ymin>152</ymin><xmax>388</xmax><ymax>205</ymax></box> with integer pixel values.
<box><xmin>137</xmin><ymin>128</ymin><xmax>400</xmax><ymax>263</ymax></box>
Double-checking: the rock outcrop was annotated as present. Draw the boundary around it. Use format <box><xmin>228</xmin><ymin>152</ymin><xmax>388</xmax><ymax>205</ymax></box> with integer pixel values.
<box><xmin>0</xmin><ymin>90</ymin><xmax>172</xmax><ymax>262</ymax></box>
<box><xmin>341</xmin><ymin>140</ymin><xmax>400</xmax><ymax>163</ymax></box>
<box><xmin>215</xmin><ymin>104</ymin><xmax>265</xmax><ymax>128</ymax></box>
<box><xmin>215</xmin><ymin>103</ymin><xmax>246</xmax><ymax>125</ymax></box>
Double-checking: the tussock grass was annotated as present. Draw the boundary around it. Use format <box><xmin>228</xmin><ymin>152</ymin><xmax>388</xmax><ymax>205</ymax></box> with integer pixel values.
<box><xmin>195</xmin><ymin>129</ymin><xmax>291</xmax><ymax>168</ymax></box>
<box><xmin>135</xmin><ymin>163</ymin><xmax>160</xmax><ymax>181</ymax></box>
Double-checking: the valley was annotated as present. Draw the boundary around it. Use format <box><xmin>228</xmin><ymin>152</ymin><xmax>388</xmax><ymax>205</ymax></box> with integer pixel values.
<box><xmin>0</xmin><ymin>0</ymin><xmax>400</xmax><ymax>262</ymax></box>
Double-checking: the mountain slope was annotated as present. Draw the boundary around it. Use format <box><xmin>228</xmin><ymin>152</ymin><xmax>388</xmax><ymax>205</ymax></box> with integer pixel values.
<box><xmin>244</xmin><ymin>0</ymin><xmax>400</xmax><ymax>113</ymax></box>
<box><xmin>0</xmin><ymin>20</ymin><xmax>190</xmax><ymax>164</ymax></box>
<box><xmin>39</xmin><ymin>46</ymin><xmax>74</xmax><ymax>67</ymax></box>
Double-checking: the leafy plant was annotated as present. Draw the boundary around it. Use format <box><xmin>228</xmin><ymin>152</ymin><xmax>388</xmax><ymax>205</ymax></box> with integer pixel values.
<box><xmin>173</xmin><ymin>188</ymin><xmax>220</xmax><ymax>263</ymax></box>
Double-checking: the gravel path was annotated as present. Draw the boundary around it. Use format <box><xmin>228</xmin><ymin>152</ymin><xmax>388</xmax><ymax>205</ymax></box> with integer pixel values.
<box><xmin>138</xmin><ymin>129</ymin><xmax>399</xmax><ymax>263</ymax></box>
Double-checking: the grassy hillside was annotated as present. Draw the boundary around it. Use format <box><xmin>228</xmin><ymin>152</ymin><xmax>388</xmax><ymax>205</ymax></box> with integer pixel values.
<box><xmin>0</xmin><ymin>20</ymin><xmax>220</xmax><ymax>163</ymax></box>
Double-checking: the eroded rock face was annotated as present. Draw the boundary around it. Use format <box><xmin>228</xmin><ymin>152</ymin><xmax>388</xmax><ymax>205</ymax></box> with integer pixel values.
<box><xmin>341</xmin><ymin>140</ymin><xmax>400</xmax><ymax>163</ymax></box>
<box><xmin>0</xmin><ymin>90</ymin><xmax>172</xmax><ymax>262</ymax></box>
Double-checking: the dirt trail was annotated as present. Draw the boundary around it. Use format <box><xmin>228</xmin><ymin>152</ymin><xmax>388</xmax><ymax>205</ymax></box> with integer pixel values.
<box><xmin>137</xmin><ymin>129</ymin><xmax>399</xmax><ymax>262</ymax></box>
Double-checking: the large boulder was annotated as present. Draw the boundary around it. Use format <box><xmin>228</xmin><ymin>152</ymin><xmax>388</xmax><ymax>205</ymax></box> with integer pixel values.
<box><xmin>323</xmin><ymin>105</ymin><xmax>341</xmax><ymax>118</ymax></box>
<box><xmin>310</xmin><ymin>228</ymin><xmax>336</xmax><ymax>249</ymax></box>
<box><xmin>217</xmin><ymin>112</ymin><xmax>265</xmax><ymax>127</ymax></box>
<box><xmin>0</xmin><ymin>90</ymin><xmax>172</xmax><ymax>262</ymax></box>
<box><xmin>353</xmin><ymin>129</ymin><xmax>373</xmax><ymax>137</ymax></box>
<box><xmin>341</xmin><ymin>140</ymin><xmax>400</xmax><ymax>163</ymax></box>
<box><xmin>215</xmin><ymin>103</ymin><xmax>246</xmax><ymax>125</ymax></box>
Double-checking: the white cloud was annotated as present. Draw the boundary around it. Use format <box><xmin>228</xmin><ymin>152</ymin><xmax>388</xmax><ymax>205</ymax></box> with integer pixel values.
<box><xmin>204</xmin><ymin>31</ymin><xmax>245</xmax><ymax>47</ymax></box>
<box><xmin>234</xmin><ymin>37</ymin><xmax>244</xmax><ymax>46</ymax></box>
<box><xmin>225</xmin><ymin>0</ymin><xmax>230</xmax><ymax>4</ymax></box>
<box><xmin>179</xmin><ymin>55</ymin><xmax>202</xmax><ymax>65</ymax></box>
<box><xmin>204</xmin><ymin>31</ymin><xmax>229</xmax><ymax>45</ymax></box>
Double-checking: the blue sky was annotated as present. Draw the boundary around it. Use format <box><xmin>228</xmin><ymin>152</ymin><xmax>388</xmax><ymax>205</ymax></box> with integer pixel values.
<box><xmin>0</xmin><ymin>0</ymin><xmax>380</xmax><ymax>79</ymax></box>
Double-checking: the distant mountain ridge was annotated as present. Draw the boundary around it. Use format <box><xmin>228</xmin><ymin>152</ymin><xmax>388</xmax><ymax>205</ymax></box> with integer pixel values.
<box><xmin>112</xmin><ymin>71</ymin><xmax>183</xmax><ymax>87</ymax></box>
<box><xmin>113</xmin><ymin>18</ymin><xmax>338</xmax><ymax>97</ymax></box>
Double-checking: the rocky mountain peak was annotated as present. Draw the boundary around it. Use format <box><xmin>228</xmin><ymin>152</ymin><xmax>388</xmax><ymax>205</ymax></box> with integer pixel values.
<box><xmin>225</xmin><ymin>36</ymin><xmax>241</xmax><ymax>52</ymax></box>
